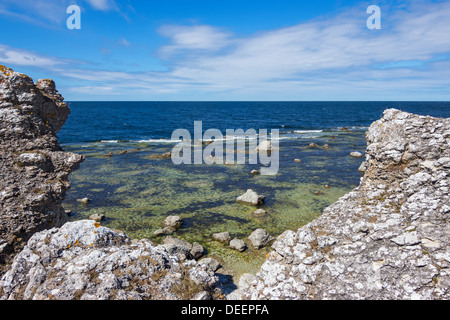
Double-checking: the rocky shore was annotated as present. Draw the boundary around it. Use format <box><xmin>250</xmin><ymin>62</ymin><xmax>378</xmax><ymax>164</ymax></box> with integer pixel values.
<box><xmin>0</xmin><ymin>66</ymin><xmax>224</xmax><ymax>300</ymax></box>
<box><xmin>1</xmin><ymin>65</ymin><xmax>449</xmax><ymax>300</ymax></box>
<box><xmin>241</xmin><ymin>109</ymin><xmax>450</xmax><ymax>300</ymax></box>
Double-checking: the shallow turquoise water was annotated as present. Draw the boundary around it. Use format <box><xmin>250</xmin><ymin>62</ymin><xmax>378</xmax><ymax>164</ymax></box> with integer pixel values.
<box><xmin>63</xmin><ymin>130</ymin><xmax>366</xmax><ymax>278</ymax></box>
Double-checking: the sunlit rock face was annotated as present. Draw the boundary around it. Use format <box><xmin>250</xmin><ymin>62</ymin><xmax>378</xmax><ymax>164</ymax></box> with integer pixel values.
<box><xmin>242</xmin><ymin>109</ymin><xmax>450</xmax><ymax>300</ymax></box>
<box><xmin>0</xmin><ymin>65</ymin><xmax>84</xmax><ymax>271</ymax></box>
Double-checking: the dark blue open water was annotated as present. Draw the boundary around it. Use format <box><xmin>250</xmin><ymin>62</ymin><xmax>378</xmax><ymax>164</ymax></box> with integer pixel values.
<box><xmin>59</xmin><ymin>101</ymin><xmax>450</xmax><ymax>144</ymax></box>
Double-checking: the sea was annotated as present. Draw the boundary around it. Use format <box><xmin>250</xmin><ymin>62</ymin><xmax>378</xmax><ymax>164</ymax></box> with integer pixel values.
<box><xmin>58</xmin><ymin>101</ymin><xmax>450</xmax><ymax>279</ymax></box>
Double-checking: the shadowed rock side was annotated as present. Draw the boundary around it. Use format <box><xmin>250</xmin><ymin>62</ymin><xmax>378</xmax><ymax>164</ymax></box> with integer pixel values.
<box><xmin>242</xmin><ymin>109</ymin><xmax>450</xmax><ymax>300</ymax></box>
<box><xmin>0</xmin><ymin>65</ymin><xmax>84</xmax><ymax>272</ymax></box>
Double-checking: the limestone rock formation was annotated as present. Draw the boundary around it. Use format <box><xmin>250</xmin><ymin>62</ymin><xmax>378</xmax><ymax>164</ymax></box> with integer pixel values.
<box><xmin>0</xmin><ymin>220</ymin><xmax>218</xmax><ymax>300</ymax></box>
<box><xmin>0</xmin><ymin>65</ymin><xmax>84</xmax><ymax>271</ymax></box>
<box><xmin>0</xmin><ymin>66</ymin><xmax>223</xmax><ymax>300</ymax></box>
<box><xmin>242</xmin><ymin>109</ymin><xmax>450</xmax><ymax>300</ymax></box>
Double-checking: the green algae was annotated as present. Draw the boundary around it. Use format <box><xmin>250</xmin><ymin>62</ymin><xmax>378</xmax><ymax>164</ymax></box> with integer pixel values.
<box><xmin>63</xmin><ymin>134</ymin><xmax>365</xmax><ymax>279</ymax></box>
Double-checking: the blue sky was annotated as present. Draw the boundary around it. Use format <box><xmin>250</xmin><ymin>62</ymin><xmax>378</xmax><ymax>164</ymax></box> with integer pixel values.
<box><xmin>0</xmin><ymin>0</ymin><xmax>449</xmax><ymax>101</ymax></box>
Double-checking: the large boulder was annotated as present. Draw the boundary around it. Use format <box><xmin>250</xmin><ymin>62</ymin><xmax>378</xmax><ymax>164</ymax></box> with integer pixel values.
<box><xmin>242</xmin><ymin>109</ymin><xmax>450</xmax><ymax>300</ymax></box>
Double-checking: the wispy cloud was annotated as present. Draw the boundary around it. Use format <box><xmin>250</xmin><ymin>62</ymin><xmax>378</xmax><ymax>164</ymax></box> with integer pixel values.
<box><xmin>85</xmin><ymin>0</ymin><xmax>131</xmax><ymax>22</ymax></box>
<box><xmin>0</xmin><ymin>0</ymin><xmax>131</xmax><ymax>26</ymax></box>
<box><xmin>0</xmin><ymin>0</ymin><xmax>69</xmax><ymax>26</ymax></box>
<box><xmin>0</xmin><ymin>45</ymin><xmax>70</xmax><ymax>68</ymax></box>
<box><xmin>85</xmin><ymin>0</ymin><xmax>118</xmax><ymax>12</ymax></box>
<box><xmin>1</xmin><ymin>1</ymin><xmax>450</xmax><ymax>100</ymax></box>
<box><xmin>158</xmin><ymin>25</ymin><xmax>233</xmax><ymax>56</ymax></box>
<box><xmin>118</xmin><ymin>38</ymin><xmax>130</xmax><ymax>47</ymax></box>
<box><xmin>136</xmin><ymin>0</ymin><xmax>450</xmax><ymax>99</ymax></box>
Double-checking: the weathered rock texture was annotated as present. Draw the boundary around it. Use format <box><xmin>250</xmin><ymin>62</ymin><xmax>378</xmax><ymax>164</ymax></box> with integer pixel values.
<box><xmin>0</xmin><ymin>66</ymin><xmax>223</xmax><ymax>300</ymax></box>
<box><xmin>0</xmin><ymin>220</ymin><xmax>218</xmax><ymax>300</ymax></box>
<box><xmin>0</xmin><ymin>65</ymin><xmax>84</xmax><ymax>271</ymax></box>
<box><xmin>243</xmin><ymin>109</ymin><xmax>450</xmax><ymax>300</ymax></box>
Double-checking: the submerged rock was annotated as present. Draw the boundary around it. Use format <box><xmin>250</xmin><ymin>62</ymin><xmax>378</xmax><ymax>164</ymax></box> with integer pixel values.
<box><xmin>253</xmin><ymin>209</ymin><xmax>268</xmax><ymax>217</ymax></box>
<box><xmin>248</xmin><ymin>229</ymin><xmax>274</xmax><ymax>249</ymax></box>
<box><xmin>242</xmin><ymin>109</ymin><xmax>450</xmax><ymax>300</ymax></box>
<box><xmin>149</xmin><ymin>152</ymin><xmax>172</xmax><ymax>159</ymax></box>
<box><xmin>89</xmin><ymin>213</ymin><xmax>105</xmax><ymax>222</ymax></box>
<box><xmin>154</xmin><ymin>216</ymin><xmax>184</xmax><ymax>236</ymax></box>
<box><xmin>212</xmin><ymin>232</ymin><xmax>232</xmax><ymax>244</ymax></box>
<box><xmin>77</xmin><ymin>197</ymin><xmax>92</xmax><ymax>204</ymax></box>
<box><xmin>350</xmin><ymin>151</ymin><xmax>364</xmax><ymax>158</ymax></box>
<box><xmin>229</xmin><ymin>239</ymin><xmax>247</xmax><ymax>252</ymax></box>
<box><xmin>164</xmin><ymin>216</ymin><xmax>184</xmax><ymax>230</ymax></box>
<box><xmin>236</xmin><ymin>189</ymin><xmax>265</xmax><ymax>206</ymax></box>
<box><xmin>154</xmin><ymin>227</ymin><xmax>175</xmax><ymax>236</ymax></box>
<box><xmin>256</xmin><ymin>141</ymin><xmax>273</xmax><ymax>152</ymax></box>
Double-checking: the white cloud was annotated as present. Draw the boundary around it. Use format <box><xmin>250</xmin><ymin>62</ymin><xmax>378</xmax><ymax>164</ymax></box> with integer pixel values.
<box><xmin>2</xmin><ymin>1</ymin><xmax>450</xmax><ymax>100</ymax></box>
<box><xmin>0</xmin><ymin>45</ymin><xmax>69</xmax><ymax>68</ymax></box>
<box><xmin>158</xmin><ymin>25</ymin><xmax>233</xmax><ymax>56</ymax></box>
<box><xmin>0</xmin><ymin>0</ymin><xmax>69</xmax><ymax>26</ymax></box>
<box><xmin>151</xmin><ymin>1</ymin><xmax>450</xmax><ymax>97</ymax></box>
<box><xmin>85</xmin><ymin>0</ymin><xmax>116</xmax><ymax>11</ymax></box>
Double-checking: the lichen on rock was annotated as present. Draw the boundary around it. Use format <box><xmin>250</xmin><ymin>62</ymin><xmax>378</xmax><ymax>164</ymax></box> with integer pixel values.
<box><xmin>242</xmin><ymin>109</ymin><xmax>450</xmax><ymax>300</ymax></box>
<box><xmin>0</xmin><ymin>220</ymin><xmax>219</xmax><ymax>300</ymax></box>
<box><xmin>0</xmin><ymin>66</ymin><xmax>223</xmax><ymax>300</ymax></box>
<box><xmin>0</xmin><ymin>65</ymin><xmax>84</xmax><ymax>272</ymax></box>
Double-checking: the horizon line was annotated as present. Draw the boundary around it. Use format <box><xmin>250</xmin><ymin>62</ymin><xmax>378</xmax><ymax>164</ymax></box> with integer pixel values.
<box><xmin>65</xmin><ymin>100</ymin><xmax>450</xmax><ymax>103</ymax></box>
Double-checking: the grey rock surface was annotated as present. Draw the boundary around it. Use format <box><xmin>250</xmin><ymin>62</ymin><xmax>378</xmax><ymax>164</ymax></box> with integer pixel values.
<box><xmin>212</xmin><ymin>232</ymin><xmax>232</xmax><ymax>244</ymax></box>
<box><xmin>350</xmin><ymin>151</ymin><xmax>364</xmax><ymax>158</ymax></box>
<box><xmin>236</xmin><ymin>189</ymin><xmax>265</xmax><ymax>206</ymax></box>
<box><xmin>162</xmin><ymin>236</ymin><xmax>204</xmax><ymax>261</ymax></box>
<box><xmin>248</xmin><ymin>229</ymin><xmax>274</xmax><ymax>250</ymax></box>
<box><xmin>0</xmin><ymin>220</ymin><xmax>219</xmax><ymax>300</ymax></box>
<box><xmin>0</xmin><ymin>66</ymin><xmax>84</xmax><ymax>272</ymax></box>
<box><xmin>242</xmin><ymin>109</ymin><xmax>450</xmax><ymax>300</ymax></box>
<box><xmin>229</xmin><ymin>239</ymin><xmax>247</xmax><ymax>252</ymax></box>
<box><xmin>164</xmin><ymin>216</ymin><xmax>184</xmax><ymax>230</ymax></box>
<box><xmin>89</xmin><ymin>213</ymin><xmax>105</xmax><ymax>222</ymax></box>
<box><xmin>256</xmin><ymin>141</ymin><xmax>273</xmax><ymax>152</ymax></box>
